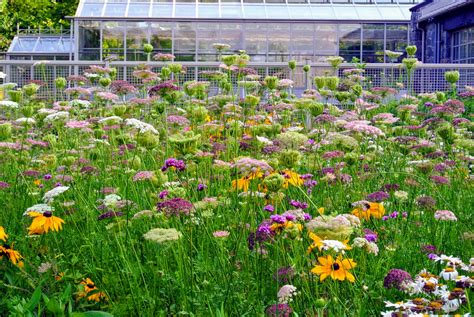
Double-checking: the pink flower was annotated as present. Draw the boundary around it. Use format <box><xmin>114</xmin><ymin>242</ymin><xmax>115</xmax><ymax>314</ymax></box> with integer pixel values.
<box><xmin>213</xmin><ymin>231</ymin><xmax>230</xmax><ymax>238</ymax></box>
<box><xmin>65</xmin><ymin>120</ymin><xmax>90</xmax><ymax>129</ymax></box>
<box><xmin>434</xmin><ymin>210</ymin><xmax>457</xmax><ymax>221</ymax></box>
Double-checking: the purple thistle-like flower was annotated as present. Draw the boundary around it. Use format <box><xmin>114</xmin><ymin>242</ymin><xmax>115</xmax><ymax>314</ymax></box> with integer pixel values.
<box><xmin>157</xmin><ymin>198</ymin><xmax>193</xmax><ymax>217</ymax></box>
<box><xmin>430</xmin><ymin>175</ymin><xmax>450</xmax><ymax>185</ymax></box>
<box><xmin>197</xmin><ymin>183</ymin><xmax>207</xmax><ymax>191</ymax></box>
<box><xmin>381</xmin><ymin>183</ymin><xmax>400</xmax><ymax>192</ymax></box>
<box><xmin>363</xmin><ymin>229</ymin><xmax>378</xmax><ymax>242</ymax></box>
<box><xmin>264</xmin><ymin>205</ymin><xmax>275</xmax><ymax>213</ymax></box>
<box><xmin>270</xmin><ymin>214</ymin><xmax>286</xmax><ymax>224</ymax></box>
<box><xmin>289</xmin><ymin>200</ymin><xmax>308</xmax><ymax>210</ymax></box>
<box><xmin>0</xmin><ymin>181</ymin><xmax>10</xmax><ymax>189</ymax></box>
<box><xmin>98</xmin><ymin>211</ymin><xmax>124</xmax><ymax>220</ymax></box>
<box><xmin>366</xmin><ymin>191</ymin><xmax>390</xmax><ymax>202</ymax></box>
<box><xmin>383</xmin><ymin>269</ymin><xmax>413</xmax><ymax>290</ymax></box>
<box><xmin>158</xmin><ymin>190</ymin><xmax>169</xmax><ymax>199</ymax></box>
<box><xmin>416</xmin><ymin>196</ymin><xmax>437</xmax><ymax>209</ymax></box>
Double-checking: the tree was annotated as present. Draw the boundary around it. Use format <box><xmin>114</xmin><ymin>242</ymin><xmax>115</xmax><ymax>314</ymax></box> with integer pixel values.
<box><xmin>0</xmin><ymin>0</ymin><xmax>79</xmax><ymax>51</ymax></box>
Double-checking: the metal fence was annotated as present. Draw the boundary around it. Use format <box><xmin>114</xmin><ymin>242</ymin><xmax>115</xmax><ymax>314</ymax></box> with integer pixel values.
<box><xmin>1</xmin><ymin>60</ymin><xmax>473</xmax><ymax>98</ymax></box>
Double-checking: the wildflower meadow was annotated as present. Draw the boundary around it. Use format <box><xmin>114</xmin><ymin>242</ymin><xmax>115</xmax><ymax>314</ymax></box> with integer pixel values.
<box><xmin>0</xmin><ymin>46</ymin><xmax>472</xmax><ymax>316</ymax></box>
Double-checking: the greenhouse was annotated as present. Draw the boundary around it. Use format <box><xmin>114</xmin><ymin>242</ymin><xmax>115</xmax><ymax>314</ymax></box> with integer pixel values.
<box><xmin>73</xmin><ymin>0</ymin><xmax>419</xmax><ymax>63</ymax></box>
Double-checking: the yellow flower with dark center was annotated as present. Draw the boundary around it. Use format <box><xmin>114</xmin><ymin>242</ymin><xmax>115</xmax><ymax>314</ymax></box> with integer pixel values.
<box><xmin>352</xmin><ymin>202</ymin><xmax>385</xmax><ymax>220</ymax></box>
<box><xmin>232</xmin><ymin>171</ymin><xmax>264</xmax><ymax>192</ymax></box>
<box><xmin>28</xmin><ymin>211</ymin><xmax>65</xmax><ymax>235</ymax></box>
<box><xmin>0</xmin><ymin>226</ymin><xmax>8</xmax><ymax>242</ymax></box>
<box><xmin>311</xmin><ymin>255</ymin><xmax>357</xmax><ymax>282</ymax></box>
<box><xmin>282</xmin><ymin>170</ymin><xmax>304</xmax><ymax>188</ymax></box>
<box><xmin>0</xmin><ymin>243</ymin><xmax>23</xmax><ymax>266</ymax></box>
<box><xmin>77</xmin><ymin>278</ymin><xmax>107</xmax><ymax>302</ymax></box>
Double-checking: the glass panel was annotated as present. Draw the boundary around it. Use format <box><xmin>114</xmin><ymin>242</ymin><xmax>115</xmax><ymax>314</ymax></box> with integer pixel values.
<box><xmin>267</xmin><ymin>24</ymin><xmax>290</xmax><ymax>62</ymax></box>
<box><xmin>151</xmin><ymin>4</ymin><xmax>173</xmax><ymax>17</ymax></box>
<box><xmin>220</xmin><ymin>23</ymin><xmax>243</xmax><ymax>51</ymax></box>
<box><xmin>104</xmin><ymin>3</ymin><xmax>127</xmax><ymax>17</ymax></box>
<box><xmin>150</xmin><ymin>22</ymin><xmax>172</xmax><ymax>53</ymax></box>
<box><xmin>174</xmin><ymin>23</ymin><xmax>196</xmax><ymax>61</ymax></box>
<box><xmin>310</xmin><ymin>6</ymin><xmax>335</xmax><ymax>19</ymax></box>
<box><xmin>81</xmin><ymin>3</ymin><xmax>104</xmax><ymax>17</ymax></box>
<box><xmin>79</xmin><ymin>21</ymin><xmax>100</xmax><ymax>60</ymax></box>
<box><xmin>102</xmin><ymin>22</ymin><xmax>126</xmax><ymax>60</ymax></box>
<box><xmin>198</xmin><ymin>4</ymin><xmax>220</xmax><ymax>18</ymax></box>
<box><xmin>291</xmin><ymin>24</ymin><xmax>314</xmax><ymax>61</ymax></box>
<box><xmin>266</xmin><ymin>0</ymin><xmax>286</xmax><ymax>3</ymax></box>
<box><xmin>315</xmin><ymin>24</ymin><xmax>337</xmax><ymax>54</ymax></box>
<box><xmin>242</xmin><ymin>5</ymin><xmax>266</xmax><ymax>18</ymax></box>
<box><xmin>221</xmin><ymin>5</ymin><xmax>243</xmax><ymax>18</ymax></box>
<box><xmin>356</xmin><ymin>6</ymin><xmax>381</xmax><ymax>20</ymax></box>
<box><xmin>197</xmin><ymin>23</ymin><xmax>219</xmax><ymax>61</ymax></box>
<box><xmin>339</xmin><ymin>24</ymin><xmax>361</xmax><ymax>62</ymax></box>
<box><xmin>127</xmin><ymin>3</ymin><xmax>150</xmax><ymax>17</ymax></box>
<box><xmin>175</xmin><ymin>4</ymin><xmax>196</xmax><ymax>18</ymax></box>
<box><xmin>288</xmin><ymin>5</ymin><xmax>313</xmax><ymax>19</ymax></box>
<box><xmin>244</xmin><ymin>23</ymin><xmax>267</xmax><ymax>62</ymax></box>
<box><xmin>378</xmin><ymin>6</ymin><xmax>406</xmax><ymax>21</ymax></box>
<box><xmin>200</xmin><ymin>0</ymin><xmax>218</xmax><ymax>2</ymax></box>
<box><xmin>265</xmin><ymin>5</ymin><xmax>289</xmax><ymax>19</ymax></box>
<box><xmin>362</xmin><ymin>23</ymin><xmax>385</xmax><ymax>63</ymax></box>
<box><xmin>127</xmin><ymin>22</ymin><xmax>149</xmax><ymax>61</ymax></box>
<box><xmin>15</xmin><ymin>38</ymin><xmax>37</xmax><ymax>52</ymax></box>
<box><xmin>334</xmin><ymin>6</ymin><xmax>359</xmax><ymax>20</ymax></box>
<box><xmin>36</xmin><ymin>38</ymin><xmax>62</xmax><ymax>53</ymax></box>
<box><xmin>287</xmin><ymin>0</ymin><xmax>308</xmax><ymax>3</ymax></box>
<box><xmin>386</xmin><ymin>24</ymin><xmax>408</xmax><ymax>60</ymax></box>
<box><xmin>243</xmin><ymin>0</ymin><xmax>263</xmax><ymax>3</ymax></box>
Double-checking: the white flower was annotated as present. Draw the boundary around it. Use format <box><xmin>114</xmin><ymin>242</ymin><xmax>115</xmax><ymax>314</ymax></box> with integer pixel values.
<box><xmin>277</xmin><ymin>284</ymin><xmax>298</xmax><ymax>304</ymax></box>
<box><xmin>439</xmin><ymin>268</ymin><xmax>459</xmax><ymax>280</ymax></box>
<box><xmin>383</xmin><ymin>301</ymin><xmax>416</xmax><ymax>310</ymax></box>
<box><xmin>125</xmin><ymin>118</ymin><xmax>158</xmax><ymax>134</ymax></box>
<box><xmin>442</xmin><ymin>298</ymin><xmax>462</xmax><ymax>313</ymax></box>
<box><xmin>98</xmin><ymin>116</ymin><xmax>123</xmax><ymax>124</ymax></box>
<box><xmin>394</xmin><ymin>190</ymin><xmax>408</xmax><ymax>201</ymax></box>
<box><xmin>23</xmin><ymin>204</ymin><xmax>55</xmax><ymax>216</ymax></box>
<box><xmin>256</xmin><ymin>136</ymin><xmax>273</xmax><ymax>145</ymax></box>
<box><xmin>16</xmin><ymin>117</ymin><xmax>36</xmax><ymax>125</ymax></box>
<box><xmin>43</xmin><ymin>186</ymin><xmax>70</xmax><ymax>203</ymax></box>
<box><xmin>69</xmin><ymin>99</ymin><xmax>91</xmax><ymax>108</ymax></box>
<box><xmin>38</xmin><ymin>108</ymin><xmax>57</xmax><ymax>115</ymax></box>
<box><xmin>433</xmin><ymin>254</ymin><xmax>464</xmax><ymax>267</ymax></box>
<box><xmin>44</xmin><ymin>111</ymin><xmax>69</xmax><ymax>123</ymax></box>
<box><xmin>319</xmin><ymin>239</ymin><xmax>350</xmax><ymax>253</ymax></box>
<box><xmin>286</xmin><ymin>126</ymin><xmax>304</xmax><ymax>132</ymax></box>
<box><xmin>0</xmin><ymin>100</ymin><xmax>19</xmax><ymax>109</ymax></box>
<box><xmin>0</xmin><ymin>72</ymin><xmax>7</xmax><ymax>79</ymax></box>
<box><xmin>103</xmin><ymin>194</ymin><xmax>122</xmax><ymax>207</ymax></box>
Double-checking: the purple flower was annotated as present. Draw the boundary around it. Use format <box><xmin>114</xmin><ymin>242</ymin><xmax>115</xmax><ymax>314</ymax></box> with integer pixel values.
<box><xmin>43</xmin><ymin>174</ymin><xmax>52</xmax><ymax>180</ymax></box>
<box><xmin>98</xmin><ymin>211</ymin><xmax>124</xmax><ymax>220</ymax></box>
<box><xmin>265</xmin><ymin>304</ymin><xmax>292</xmax><ymax>317</ymax></box>
<box><xmin>303</xmin><ymin>213</ymin><xmax>312</xmax><ymax>221</ymax></box>
<box><xmin>421</xmin><ymin>244</ymin><xmax>437</xmax><ymax>254</ymax></box>
<box><xmin>416</xmin><ymin>196</ymin><xmax>436</xmax><ymax>209</ymax></box>
<box><xmin>0</xmin><ymin>181</ymin><xmax>10</xmax><ymax>189</ymax></box>
<box><xmin>289</xmin><ymin>200</ymin><xmax>308</xmax><ymax>210</ymax></box>
<box><xmin>366</xmin><ymin>191</ymin><xmax>390</xmax><ymax>202</ymax></box>
<box><xmin>270</xmin><ymin>214</ymin><xmax>286</xmax><ymax>224</ymax></box>
<box><xmin>197</xmin><ymin>183</ymin><xmax>207</xmax><ymax>191</ymax></box>
<box><xmin>273</xmin><ymin>266</ymin><xmax>295</xmax><ymax>283</ymax></box>
<box><xmin>382</xmin><ymin>216</ymin><xmax>389</xmax><ymax>221</ymax></box>
<box><xmin>381</xmin><ymin>183</ymin><xmax>400</xmax><ymax>192</ymax></box>
<box><xmin>428</xmin><ymin>253</ymin><xmax>438</xmax><ymax>260</ymax></box>
<box><xmin>161</xmin><ymin>158</ymin><xmax>186</xmax><ymax>172</ymax></box>
<box><xmin>157</xmin><ymin>198</ymin><xmax>193</xmax><ymax>217</ymax></box>
<box><xmin>158</xmin><ymin>189</ymin><xmax>169</xmax><ymax>199</ymax></box>
<box><xmin>383</xmin><ymin>269</ymin><xmax>412</xmax><ymax>290</ymax></box>
<box><xmin>430</xmin><ymin>175</ymin><xmax>450</xmax><ymax>185</ymax></box>
<box><xmin>390</xmin><ymin>211</ymin><xmax>399</xmax><ymax>218</ymax></box>
<box><xmin>364</xmin><ymin>229</ymin><xmax>377</xmax><ymax>242</ymax></box>
<box><xmin>264</xmin><ymin>205</ymin><xmax>275</xmax><ymax>213</ymax></box>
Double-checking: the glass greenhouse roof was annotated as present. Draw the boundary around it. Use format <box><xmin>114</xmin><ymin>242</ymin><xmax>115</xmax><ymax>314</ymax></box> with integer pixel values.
<box><xmin>8</xmin><ymin>36</ymin><xmax>74</xmax><ymax>54</ymax></box>
<box><xmin>76</xmin><ymin>0</ymin><xmax>420</xmax><ymax>21</ymax></box>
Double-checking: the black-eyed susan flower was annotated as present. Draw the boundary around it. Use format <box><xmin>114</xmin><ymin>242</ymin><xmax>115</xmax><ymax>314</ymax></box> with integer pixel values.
<box><xmin>28</xmin><ymin>211</ymin><xmax>65</xmax><ymax>235</ymax></box>
<box><xmin>77</xmin><ymin>278</ymin><xmax>107</xmax><ymax>302</ymax></box>
<box><xmin>311</xmin><ymin>255</ymin><xmax>357</xmax><ymax>283</ymax></box>
<box><xmin>0</xmin><ymin>226</ymin><xmax>8</xmax><ymax>242</ymax></box>
<box><xmin>352</xmin><ymin>202</ymin><xmax>385</xmax><ymax>220</ymax></box>
<box><xmin>0</xmin><ymin>243</ymin><xmax>23</xmax><ymax>266</ymax></box>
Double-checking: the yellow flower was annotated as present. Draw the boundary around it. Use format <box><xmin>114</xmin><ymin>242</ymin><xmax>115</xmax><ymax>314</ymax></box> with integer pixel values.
<box><xmin>0</xmin><ymin>243</ymin><xmax>23</xmax><ymax>266</ymax></box>
<box><xmin>352</xmin><ymin>202</ymin><xmax>385</xmax><ymax>220</ymax></box>
<box><xmin>307</xmin><ymin>232</ymin><xmax>351</xmax><ymax>254</ymax></box>
<box><xmin>311</xmin><ymin>255</ymin><xmax>357</xmax><ymax>283</ymax></box>
<box><xmin>77</xmin><ymin>278</ymin><xmax>107</xmax><ymax>302</ymax></box>
<box><xmin>28</xmin><ymin>211</ymin><xmax>65</xmax><ymax>235</ymax></box>
<box><xmin>232</xmin><ymin>177</ymin><xmax>250</xmax><ymax>192</ymax></box>
<box><xmin>282</xmin><ymin>170</ymin><xmax>304</xmax><ymax>188</ymax></box>
<box><xmin>0</xmin><ymin>226</ymin><xmax>8</xmax><ymax>242</ymax></box>
<box><xmin>34</xmin><ymin>179</ymin><xmax>42</xmax><ymax>186</ymax></box>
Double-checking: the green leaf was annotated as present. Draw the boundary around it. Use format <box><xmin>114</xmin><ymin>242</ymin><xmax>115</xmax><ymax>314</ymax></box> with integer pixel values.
<box><xmin>25</xmin><ymin>285</ymin><xmax>42</xmax><ymax>311</ymax></box>
<box><xmin>46</xmin><ymin>298</ymin><xmax>64</xmax><ymax>315</ymax></box>
<box><xmin>71</xmin><ymin>312</ymin><xmax>114</xmax><ymax>317</ymax></box>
